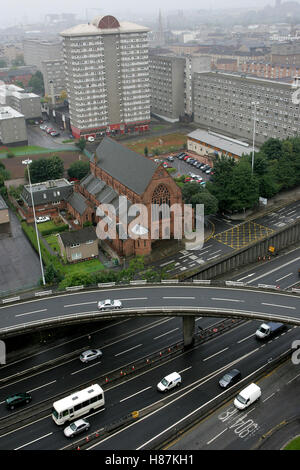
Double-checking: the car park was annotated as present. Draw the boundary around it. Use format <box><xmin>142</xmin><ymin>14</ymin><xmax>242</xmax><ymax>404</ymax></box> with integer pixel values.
<box><xmin>205</xmin><ymin>168</ymin><xmax>212</xmax><ymax>174</ymax></box>
<box><xmin>199</xmin><ymin>163</ymin><xmax>207</xmax><ymax>169</ymax></box>
<box><xmin>219</xmin><ymin>369</ymin><xmax>241</xmax><ymax>388</ymax></box>
<box><xmin>98</xmin><ymin>299</ymin><xmax>123</xmax><ymax>310</ymax></box>
<box><xmin>36</xmin><ymin>216</ymin><xmax>50</xmax><ymax>223</ymax></box>
<box><xmin>167</xmin><ymin>156</ymin><xmax>174</xmax><ymax>162</ymax></box>
<box><xmin>80</xmin><ymin>349</ymin><xmax>103</xmax><ymax>363</ymax></box>
<box><xmin>193</xmin><ymin>161</ymin><xmax>199</xmax><ymax>167</ymax></box>
<box><xmin>157</xmin><ymin>372</ymin><xmax>182</xmax><ymax>392</ymax></box>
<box><xmin>202</xmin><ymin>165</ymin><xmax>210</xmax><ymax>172</ymax></box>
<box><xmin>5</xmin><ymin>392</ymin><xmax>32</xmax><ymax>410</ymax></box>
<box><xmin>177</xmin><ymin>152</ymin><xmax>186</xmax><ymax>159</ymax></box>
<box><xmin>183</xmin><ymin>156</ymin><xmax>190</xmax><ymax>161</ymax></box>
<box><xmin>63</xmin><ymin>419</ymin><xmax>90</xmax><ymax>438</ymax></box>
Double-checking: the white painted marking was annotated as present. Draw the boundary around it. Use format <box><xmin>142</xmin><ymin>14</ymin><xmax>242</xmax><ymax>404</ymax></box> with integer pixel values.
<box><xmin>263</xmin><ymin>392</ymin><xmax>275</xmax><ymax>403</ymax></box>
<box><xmin>163</xmin><ymin>297</ymin><xmax>195</xmax><ymax>300</ymax></box>
<box><xmin>28</xmin><ymin>381</ymin><xmax>56</xmax><ymax>393</ymax></box>
<box><xmin>115</xmin><ymin>344</ymin><xmax>143</xmax><ymax>357</ymax></box>
<box><xmin>120</xmin><ymin>386</ymin><xmax>151</xmax><ymax>403</ymax></box>
<box><xmin>178</xmin><ymin>366</ymin><xmax>192</xmax><ymax>374</ymax></box>
<box><xmin>15</xmin><ymin>309</ymin><xmax>47</xmax><ymax>317</ymax></box>
<box><xmin>71</xmin><ymin>361</ymin><xmax>102</xmax><ymax>375</ymax></box>
<box><xmin>64</xmin><ymin>302</ymin><xmax>97</xmax><ymax>308</ymax></box>
<box><xmin>275</xmin><ymin>273</ymin><xmax>293</xmax><ymax>282</ymax></box>
<box><xmin>14</xmin><ymin>433</ymin><xmax>53</xmax><ymax>450</ymax></box>
<box><xmin>118</xmin><ymin>297</ymin><xmax>148</xmax><ymax>301</ymax></box>
<box><xmin>246</xmin><ymin>256</ymin><xmax>300</xmax><ymax>284</ymax></box>
<box><xmin>237</xmin><ymin>333</ymin><xmax>255</xmax><ymax>344</ymax></box>
<box><xmin>207</xmin><ymin>255</ymin><xmax>220</xmax><ymax>261</ymax></box>
<box><xmin>203</xmin><ymin>348</ymin><xmax>228</xmax><ymax>362</ymax></box>
<box><xmin>237</xmin><ymin>273</ymin><xmax>255</xmax><ymax>282</ymax></box>
<box><xmin>160</xmin><ymin>260</ymin><xmax>175</xmax><ymax>267</ymax></box>
<box><xmin>287</xmin><ymin>373</ymin><xmax>300</xmax><ymax>384</ymax></box>
<box><xmin>211</xmin><ymin>298</ymin><xmax>245</xmax><ymax>303</ymax></box>
<box><xmin>261</xmin><ymin>303</ymin><xmax>296</xmax><ymax>310</ymax></box>
<box><xmin>207</xmin><ymin>428</ymin><xmax>227</xmax><ymax>445</ymax></box>
<box><xmin>154</xmin><ymin>328</ymin><xmax>179</xmax><ymax>340</ymax></box>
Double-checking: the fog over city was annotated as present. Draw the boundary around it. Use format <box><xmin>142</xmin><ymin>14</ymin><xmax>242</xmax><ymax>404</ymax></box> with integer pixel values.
<box><xmin>1</xmin><ymin>0</ymin><xmax>281</xmax><ymax>26</ymax></box>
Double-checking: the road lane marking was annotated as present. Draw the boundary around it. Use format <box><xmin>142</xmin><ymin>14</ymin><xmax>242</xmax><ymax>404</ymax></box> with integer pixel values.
<box><xmin>237</xmin><ymin>333</ymin><xmax>255</xmax><ymax>343</ymax></box>
<box><xmin>64</xmin><ymin>302</ymin><xmax>97</xmax><ymax>308</ymax></box>
<box><xmin>120</xmin><ymin>386</ymin><xmax>151</xmax><ymax>403</ymax></box>
<box><xmin>237</xmin><ymin>273</ymin><xmax>256</xmax><ymax>282</ymax></box>
<box><xmin>261</xmin><ymin>303</ymin><xmax>296</xmax><ymax>310</ymax></box>
<box><xmin>211</xmin><ymin>298</ymin><xmax>245</xmax><ymax>303</ymax></box>
<box><xmin>287</xmin><ymin>373</ymin><xmax>300</xmax><ymax>384</ymax></box>
<box><xmin>153</xmin><ymin>328</ymin><xmax>179</xmax><ymax>340</ymax></box>
<box><xmin>27</xmin><ymin>381</ymin><xmax>56</xmax><ymax>393</ymax></box>
<box><xmin>203</xmin><ymin>348</ymin><xmax>229</xmax><ymax>362</ymax></box>
<box><xmin>207</xmin><ymin>428</ymin><xmax>227</xmax><ymax>445</ymax></box>
<box><xmin>115</xmin><ymin>344</ymin><xmax>143</xmax><ymax>357</ymax></box>
<box><xmin>14</xmin><ymin>433</ymin><xmax>53</xmax><ymax>450</ymax></box>
<box><xmin>71</xmin><ymin>362</ymin><xmax>102</xmax><ymax>375</ymax></box>
<box><xmin>162</xmin><ymin>297</ymin><xmax>195</xmax><ymax>300</ymax></box>
<box><xmin>262</xmin><ymin>392</ymin><xmax>275</xmax><ymax>403</ymax></box>
<box><xmin>179</xmin><ymin>366</ymin><xmax>192</xmax><ymax>374</ymax></box>
<box><xmin>245</xmin><ymin>256</ymin><xmax>300</xmax><ymax>284</ymax></box>
<box><xmin>118</xmin><ymin>298</ymin><xmax>148</xmax><ymax>301</ymax></box>
<box><xmin>15</xmin><ymin>309</ymin><xmax>47</xmax><ymax>317</ymax></box>
<box><xmin>275</xmin><ymin>273</ymin><xmax>293</xmax><ymax>282</ymax></box>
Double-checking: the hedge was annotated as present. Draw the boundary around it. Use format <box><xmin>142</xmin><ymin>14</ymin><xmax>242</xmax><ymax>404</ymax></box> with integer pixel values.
<box><xmin>39</xmin><ymin>224</ymin><xmax>69</xmax><ymax>237</ymax></box>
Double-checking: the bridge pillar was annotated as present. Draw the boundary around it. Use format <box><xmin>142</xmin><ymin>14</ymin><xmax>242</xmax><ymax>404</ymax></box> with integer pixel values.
<box><xmin>182</xmin><ymin>316</ymin><xmax>195</xmax><ymax>349</ymax></box>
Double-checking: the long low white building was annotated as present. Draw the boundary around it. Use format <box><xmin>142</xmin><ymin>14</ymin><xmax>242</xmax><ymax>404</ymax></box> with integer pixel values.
<box><xmin>187</xmin><ymin>129</ymin><xmax>259</xmax><ymax>160</ymax></box>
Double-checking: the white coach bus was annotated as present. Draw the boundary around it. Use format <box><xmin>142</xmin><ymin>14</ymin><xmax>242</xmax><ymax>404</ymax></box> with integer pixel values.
<box><xmin>52</xmin><ymin>384</ymin><xmax>105</xmax><ymax>425</ymax></box>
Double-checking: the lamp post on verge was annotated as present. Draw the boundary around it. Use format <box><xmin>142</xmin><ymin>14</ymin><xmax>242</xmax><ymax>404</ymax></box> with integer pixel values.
<box><xmin>251</xmin><ymin>101</ymin><xmax>259</xmax><ymax>174</ymax></box>
<box><xmin>22</xmin><ymin>159</ymin><xmax>46</xmax><ymax>286</ymax></box>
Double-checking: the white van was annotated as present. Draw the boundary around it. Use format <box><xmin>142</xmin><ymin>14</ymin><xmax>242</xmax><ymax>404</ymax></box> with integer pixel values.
<box><xmin>157</xmin><ymin>372</ymin><xmax>181</xmax><ymax>392</ymax></box>
<box><xmin>234</xmin><ymin>383</ymin><xmax>261</xmax><ymax>410</ymax></box>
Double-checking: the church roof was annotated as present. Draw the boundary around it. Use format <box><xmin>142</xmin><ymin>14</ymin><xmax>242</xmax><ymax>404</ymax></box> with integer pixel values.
<box><xmin>94</xmin><ymin>137</ymin><xmax>158</xmax><ymax>195</ymax></box>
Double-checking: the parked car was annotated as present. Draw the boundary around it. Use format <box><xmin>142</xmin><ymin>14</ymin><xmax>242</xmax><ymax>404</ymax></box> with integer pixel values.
<box><xmin>40</xmin><ymin>124</ymin><xmax>47</xmax><ymax>130</ymax></box>
<box><xmin>184</xmin><ymin>177</ymin><xmax>192</xmax><ymax>183</ymax></box>
<box><xmin>219</xmin><ymin>369</ymin><xmax>241</xmax><ymax>388</ymax></box>
<box><xmin>163</xmin><ymin>162</ymin><xmax>171</xmax><ymax>169</ymax></box>
<box><xmin>87</xmin><ymin>136</ymin><xmax>95</xmax><ymax>142</ymax></box>
<box><xmin>199</xmin><ymin>163</ymin><xmax>207</xmax><ymax>169</ymax></box>
<box><xmin>80</xmin><ymin>349</ymin><xmax>103</xmax><ymax>363</ymax></box>
<box><xmin>50</xmin><ymin>131</ymin><xmax>60</xmax><ymax>137</ymax></box>
<box><xmin>5</xmin><ymin>392</ymin><xmax>32</xmax><ymax>410</ymax></box>
<box><xmin>167</xmin><ymin>156</ymin><xmax>174</xmax><ymax>162</ymax></box>
<box><xmin>201</xmin><ymin>165</ymin><xmax>210</xmax><ymax>172</ymax></box>
<box><xmin>64</xmin><ymin>419</ymin><xmax>90</xmax><ymax>438</ymax></box>
<box><xmin>98</xmin><ymin>299</ymin><xmax>123</xmax><ymax>311</ymax></box>
<box><xmin>36</xmin><ymin>216</ymin><xmax>50</xmax><ymax>223</ymax></box>
<box><xmin>46</xmin><ymin>128</ymin><xmax>54</xmax><ymax>134</ymax></box>
<box><xmin>205</xmin><ymin>168</ymin><xmax>212</xmax><ymax>174</ymax></box>
<box><xmin>183</xmin><ymin>156</ymin><xmax>190</xmax><ymax>161</ymax></box>
<box><xmin>177</xmin><ymin>152</ymin><xmax>187</xmax><ymax>159</ymax></box>
<box><xmin>193</xmin><ymin>161</ymin><xmax>199</xmax><ymax>167</ymax></box>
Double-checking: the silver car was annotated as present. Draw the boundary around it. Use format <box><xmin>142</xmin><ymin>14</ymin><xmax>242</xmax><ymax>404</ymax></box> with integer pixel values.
<box><xmin>97</xmin><ymin>299</ymin><xmax>123</xmax><ymax>311</ymax></box>
<box><xmin>64</xmin><ymin>419</ymin><xmax>90</xmax><ymax>438</ymax></box>
<box><xmin>80</xmin><ymin>349</ymin><xmax>102</xmax><ymax>363</ymax></box>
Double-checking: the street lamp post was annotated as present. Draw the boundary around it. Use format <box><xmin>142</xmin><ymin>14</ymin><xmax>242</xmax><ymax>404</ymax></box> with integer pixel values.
<box><xmin>251</xmin><ymin>101</ymin><xmax>259</xmax><ymax>174</ymax></box>
<box><xmin>22</xmin><ymin>159</ymin><xmax>46</xmax><ymax>286</ymax></box>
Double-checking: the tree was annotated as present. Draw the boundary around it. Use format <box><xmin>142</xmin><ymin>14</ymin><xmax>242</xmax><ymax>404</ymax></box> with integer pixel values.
<box><xmin>182</xmin><ymin>183</ymin><xmax>218</xmax><ymax>215</ymax></box>
<box><xmin>68</xmin><ymin>161</ymin><xmax>90</xmax><ymax>180</ymax></box>
<box><xmin>207</xmin><ymin>155</ymin><xmax>236</xmax><ymax>212</ymax></box>
<box><xmin>226</xmin><ymin>160</ymin><xmax>259</xmax><ymax>212</ymax></box>
<box><xmin>14</xmin><ymin>80</ymin><xmax>25</xmax><ymax>89</ymax></box>
<box><xmin>27</xmin><ymin>155</ymin><xmax>64</xmax><ymax>184</ymax></box>
<box><xmin>46</xmin><ymin>155</ymin><xmax>64</xmax><ymax>180</ymax></box>
<box><xmin>28</xmin><ymin>71</ymin><xmax>45</xmax><ymax>95</ymax></box>
<box><xmin>76</xmin><ymin>137</ymin><xmax>87</xmax><ymax>152</ymax></box>
<box><xmin>260</xmin><ymin>138</ymin><xmax>283</xmax><ymax>160</ymax></box>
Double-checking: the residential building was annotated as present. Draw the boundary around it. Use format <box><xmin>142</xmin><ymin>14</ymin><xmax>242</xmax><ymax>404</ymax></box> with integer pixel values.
<box><xmin>193</xmin><ymin>71</ymin><xmax>300</xmax><ymax>145</ymax></box>
<box><xmin>0</xmin><ymin>107</ymin><xmax>27</xmax><ymax>145</ymax></box>
<box><xmin>271</xmin><ymin>41</ymin><xmax>300</xmax><ymax>66</ymax></box>
<box><xmin>0</xmin><ymin>65</ymin><xmax>37</xmax><ymax>87</ymax></box>
<box><xmin>0</xmin><ymin>194</ymin><xmax>11</xmax><ymax>238</ymax></box>
<box><xmin>61</xmin><ymin>15</ymin><xmax>151</xmax><ymax>139</ymax></box>
<box><xmin>187</xmin><ymin>129</ymin><xmax>258</xmax><ymax>160</ymax></box>
<box><xmin>20</xmin><ymin>179</ymin><xmax>74</xmax><ymax>223</ymax></box>
<box><xmin>23</xmin><ymin>39</ymin><xmax>63</xmax><ymax>71</ymax></box>
<box><xmin>58</xmin><ymin>226</ymin><xmax>99</xmax><ymax>263</ymax></box>
<box><xmin>0</xmin><ymin>84</ymin><xmax>41</xmax><ymax>120</ymax></box>
<box><xmin>150</xmin><ymin>55</ymin><xmax>185</xmax><ymax>121</ymax></box>
<box><xmin>241</xmin><ymin>62</ymin><xmax>300</xmax><ymax>81</ymax></box>
<box><xmin>41</xmin><ymin>59</ymin><xmax>67</xmax><ymax>100</ymax></box>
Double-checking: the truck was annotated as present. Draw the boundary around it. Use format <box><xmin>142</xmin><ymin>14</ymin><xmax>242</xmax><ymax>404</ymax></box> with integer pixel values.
<box><xmin>255</xmin><ymin>321</ymin><xmax>286</xmax><ymax>340</ymax></box>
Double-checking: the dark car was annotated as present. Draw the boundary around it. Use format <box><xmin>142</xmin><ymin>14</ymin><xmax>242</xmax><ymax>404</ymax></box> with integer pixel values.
<box><xmin>196</xmin><ymin>162</ymin><xmax>202</xmax><ymax>169</ymax></box>
<box><xmin>201</xmin><ymin>164</ymin><xmax>210</xmax><ymax>172</ymax></box>
<box><xmin>219</xmin><ymin>369</ymin><xmax>241</xmax><ymax>388</ymax></box>
<box><xmin>6</xmin><ymin>392</ymin><xmax>32</xmax><ymax>410</ymax></box>
<box><xmin>177</xmin><ymin>152</ymin><xmax>186</xmax><ymax>159</ymax></box>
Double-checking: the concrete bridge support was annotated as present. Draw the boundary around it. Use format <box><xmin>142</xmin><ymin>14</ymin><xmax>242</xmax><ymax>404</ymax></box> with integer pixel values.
<box><xmin>182</xmin><ymin>315</ymin><xmax>195</xmax><ymax>348</ymax></box>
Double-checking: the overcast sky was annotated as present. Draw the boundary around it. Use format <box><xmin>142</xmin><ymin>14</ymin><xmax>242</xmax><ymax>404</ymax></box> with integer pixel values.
<box><xmin>1</xmin><ymin>0</ymin><xmax>275</xmax><ymax>25</ymax></box>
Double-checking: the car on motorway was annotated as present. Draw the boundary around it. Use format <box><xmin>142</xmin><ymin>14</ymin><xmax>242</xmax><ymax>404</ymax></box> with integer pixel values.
<box><xmin>234</xmin><ymin>383</ymin><xmax>261</xmax><ymax>410</ymax></box>
<box><xmin>80</xmin><ymin>349</ymin><xmax>103</xmax><ymax>363</ymax></box>
<box><xmin>98</xmin><ymin>299</ymin><xmax>123</xmax><ymax>311</ymax></box>
<box><xmin>5</xmin><ymin>392</ymin><xmax>32</xmax><ymax>410</ymax></box>
<box><xmin>36</xmin><ymin>216</ymin><xmax>50</xmax><ymax>223</ymax></box>
<box><xmin>219</xmin><ymin>369</ymin><xmax>241</xmax><ymax>388</ymax></box>
<box><xmin>63</xmin><ymin>419</ymin><xmax>90</xmax><ymax>438</ymax></box>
